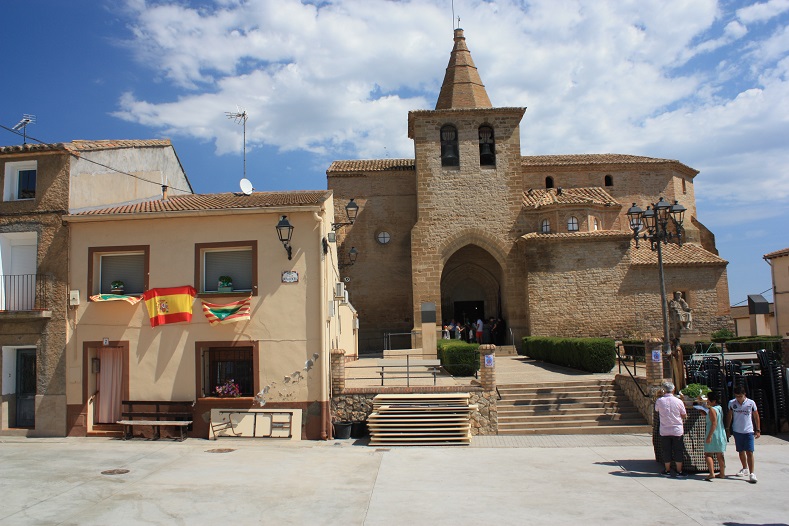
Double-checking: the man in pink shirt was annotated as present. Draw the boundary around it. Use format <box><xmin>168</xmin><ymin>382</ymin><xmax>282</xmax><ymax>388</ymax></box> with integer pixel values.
<box><xmin>655</xmin><ymin>380</ymin><xmax>687</xmax><ymax>477</ymax></box>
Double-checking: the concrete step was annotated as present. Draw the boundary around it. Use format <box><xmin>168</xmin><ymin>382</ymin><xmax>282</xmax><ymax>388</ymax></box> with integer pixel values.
<box><xmin>495</xmin><ymin>345</ymin><xmax>518</xmax><ymax>356</ymax></box>
<box><xmin>498</xmin><ymin>413</ymin><xmax>645</xmax><ymax>425</ymax></box>
<box><xmin>498</xmin><ymin>424</ymin><xmax>652</xmax><ymax>435</ymax></box>
<box><xmin>498</xmin><ymin>379</ymin><xmax>615</xmax><ymax>390</ymax></box>
<box><xmin>497</xmin><ymin>404</ymin><xmax>636</xmax><ymax>416</ymax></box>
<box><xmin>498</xmin><ymin>385</ymin><xmax>618</xmax><ymax>394</ymax></box>
<box><xmin>498</xmin><ymin>394</ymin><xmax>628</xmax><ymax>404</ymax></box>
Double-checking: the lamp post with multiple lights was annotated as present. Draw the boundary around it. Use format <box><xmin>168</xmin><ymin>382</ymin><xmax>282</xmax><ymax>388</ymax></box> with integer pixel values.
<box><xmin>626</xmin><ymin>197</ymin><xmax>687</xmax><ymax>357</ymax></box>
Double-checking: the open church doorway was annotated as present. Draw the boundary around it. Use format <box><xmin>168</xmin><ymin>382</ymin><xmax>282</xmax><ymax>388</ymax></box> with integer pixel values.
<box><xmin>454</xmin><ymin>301</ymin><xmax>483</xmax><ymax>325</ymax></box>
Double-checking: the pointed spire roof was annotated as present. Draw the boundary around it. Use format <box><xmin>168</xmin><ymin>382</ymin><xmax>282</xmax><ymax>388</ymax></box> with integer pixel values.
<box><xmin>435</xmin><ymin>28</ymin><xmax>492</xmax><ymax>110</ymax></box>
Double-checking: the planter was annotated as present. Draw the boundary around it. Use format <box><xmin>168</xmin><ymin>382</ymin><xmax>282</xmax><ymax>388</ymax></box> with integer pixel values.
<box><xmin>110</xmin><ymin>288</ymin><xmax>124</xmax><ymax>294</ymax></box>
<box><xmin>217</xmin><ymin>286</ymin><xmax>233</xmax><ymax>293</ymax></box>
<box><xmin>351</xmin><ymin>421</ymin><xmax>368</xmax><ymax>439</ymax></box>
<box><xmin>333</xmin><ymin>421</ymin><xmax>352</xmax><ymax>439</ymax></box>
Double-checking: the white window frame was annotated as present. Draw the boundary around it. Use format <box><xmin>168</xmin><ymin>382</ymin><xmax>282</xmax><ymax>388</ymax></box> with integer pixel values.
<box><xmin>567</xmin><ymin>216</ymin><xmax>579</xmax><ymax>232</ymax></box>
<box><xmin>3</xmin><ymin>160</ymin><xmax>37</xmax><ymax>201</ymax></box>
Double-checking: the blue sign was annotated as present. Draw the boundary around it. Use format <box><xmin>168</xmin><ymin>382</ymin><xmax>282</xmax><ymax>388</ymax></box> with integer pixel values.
<box><xmin>651</xmin><ymin>350</ymin><xmax>662</xmax><ymax>362</ymax></box>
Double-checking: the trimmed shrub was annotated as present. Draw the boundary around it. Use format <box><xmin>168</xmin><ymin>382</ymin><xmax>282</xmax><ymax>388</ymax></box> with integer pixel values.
<box><xmin>521</xmin><ymin>336</ymin><xmax>616</xmax><ymax>373</ymax></box>
<box><xmin>437</xmin><ymin>339</ymin><xmax>480</xmax><ymax>377</ymax></box>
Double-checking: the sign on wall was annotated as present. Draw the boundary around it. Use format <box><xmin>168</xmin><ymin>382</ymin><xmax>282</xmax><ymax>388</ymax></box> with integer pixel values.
<box><xmin>282</xmin><ymin>271</ymin><xmax>299</xmax><ymax>283</ymax></box>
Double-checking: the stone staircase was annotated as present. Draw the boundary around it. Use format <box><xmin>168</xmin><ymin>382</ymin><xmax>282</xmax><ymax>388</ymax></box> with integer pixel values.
<box><xmin>497</xmin><ymin>379</ymin><xmax>650</xmax><ymax>435</ymax></box>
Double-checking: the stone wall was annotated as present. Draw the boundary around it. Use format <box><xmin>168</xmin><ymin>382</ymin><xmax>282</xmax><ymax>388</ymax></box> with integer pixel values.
<box><xmin>615</xmin><ymin>374</ymin><xmax>654</xmax><ymax>425</ymax></box>
<box><xmin>523</xmin><ymin>235</ymin><xmax>731</xmax><ymax>339</ymax></box>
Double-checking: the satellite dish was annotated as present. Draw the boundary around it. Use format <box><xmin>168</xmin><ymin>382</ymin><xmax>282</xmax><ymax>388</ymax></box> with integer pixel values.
<box><xmin>239</xmin><ymin>178</ymin><xmax>253</xmax><ymax>195</ymax></box>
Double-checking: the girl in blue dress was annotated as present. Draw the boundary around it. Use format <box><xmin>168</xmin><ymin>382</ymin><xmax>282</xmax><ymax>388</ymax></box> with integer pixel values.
<box><xmin>702</xmin><ymin>391</ymin><xmax>727</xmax><ymax>480</ymax></box>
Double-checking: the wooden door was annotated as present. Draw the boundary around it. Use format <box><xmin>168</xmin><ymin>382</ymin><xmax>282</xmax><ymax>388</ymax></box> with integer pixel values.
<box><xmin>15</xmin><ymin>348</ymin><xmax>36</xmax><ymax>428</ymax></box>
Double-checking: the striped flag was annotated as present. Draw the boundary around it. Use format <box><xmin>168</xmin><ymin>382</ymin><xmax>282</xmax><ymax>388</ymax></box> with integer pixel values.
<box><xmin>89</xmin><ymin>294</ymin><xmax>143</xmax><ymax>305</ymax></box>
<box><xmin>142</xmin><ymin>286</ymin><xmax>197</xmax><ymax>327</ymax></box>
<box><xmin>201</xmin><ymin>296</ymin><xmax>252</xmax><ymax>325</ymax></box>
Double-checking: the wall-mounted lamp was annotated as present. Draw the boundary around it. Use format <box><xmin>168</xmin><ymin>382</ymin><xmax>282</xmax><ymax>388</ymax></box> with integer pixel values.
<box><xmin>332</xmin><ymin>198</ymin><xmax>359</xmax><ymax>231</ymax></box>
<box><xmin>338</xmin><ymin>246</ymin><xmax>359</xmax><ymax>269</ymax></box>
<box><xmin>276</xmin><ymin>215</ymin><xmax>294</xmax><ymax>260</ymax></box>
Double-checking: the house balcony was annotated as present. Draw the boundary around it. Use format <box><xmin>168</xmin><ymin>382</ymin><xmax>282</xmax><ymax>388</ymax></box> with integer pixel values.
<box><xmin>0</xmin><ymin>273</ymin><xmax>53</xmax><ymax>320</ymax></box>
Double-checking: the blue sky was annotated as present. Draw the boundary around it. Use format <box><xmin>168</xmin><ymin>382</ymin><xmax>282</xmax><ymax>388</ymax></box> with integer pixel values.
<box><xmin>2</xmin><ymin>0</ymin><xmax>788</xmax><ymax>310</ymax></box>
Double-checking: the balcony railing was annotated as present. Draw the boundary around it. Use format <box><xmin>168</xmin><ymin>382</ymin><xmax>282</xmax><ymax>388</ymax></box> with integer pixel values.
<box><xmin>0</xmin><ymin>273</ymin><xmax>52</xmax><ymax>311</ymax></box>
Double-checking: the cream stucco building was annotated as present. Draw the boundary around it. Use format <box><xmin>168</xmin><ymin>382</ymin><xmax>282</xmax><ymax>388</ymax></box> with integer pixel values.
<box><xmin>63</xmin><ymin>190</ymin><xmax>356</xmax><ymax>440</ymax></box>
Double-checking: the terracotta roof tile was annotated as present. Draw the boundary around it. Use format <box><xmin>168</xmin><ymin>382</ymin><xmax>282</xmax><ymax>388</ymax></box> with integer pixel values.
<box><xmin>630</xmin><ymin>242</ymin><xmax>727</xmax><ymax>266</ymax></box>
<box><xmin>522</xmin><ymin>187</ymin><xmax>619</xmax><ymax>209</ymax></box>
<box><xmin>521</xmin><ymin>153</ymin><xmax>698</xmax><ymax>174</ymax></box>
<box><xmin>0</xmin><ymin>139</ymin><xmax>172</xmax><ymax>155</ymax></box>
<box><xmin>327</xmin><ymin>159</ymin><xmax>416</xmax><ymax>174</ymax></box>
<box><xmin>764</xmin><ymin>247</ymin><xmax>789</xmax><ymax>259</ymax></box>
<box><xmin>521</xmin><ymin>231</ymin><xmax>632</xmax><ymax>242</ymax></box>
<box><xmin>70</xmin><ymin>190</ymin><xmax>331</xmax><ymax>217</ymax></box>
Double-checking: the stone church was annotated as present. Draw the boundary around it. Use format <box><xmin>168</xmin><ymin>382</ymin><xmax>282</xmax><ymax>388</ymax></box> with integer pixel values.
<box><xmin>328</xmin><ymin>29</ymin><xmax>731</xmax><ymax>352</ymax></box>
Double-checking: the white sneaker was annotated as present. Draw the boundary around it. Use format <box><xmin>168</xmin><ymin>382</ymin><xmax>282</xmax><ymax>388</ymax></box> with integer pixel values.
<box><xmin>736</xmin><ymin>468</ymin><xmax>750</xmax><ymax>477</ymax></box>
<box><xmin>749</xmin><ymin>473</ymin><xmax>757</xmax><ymax>484</ymax></box>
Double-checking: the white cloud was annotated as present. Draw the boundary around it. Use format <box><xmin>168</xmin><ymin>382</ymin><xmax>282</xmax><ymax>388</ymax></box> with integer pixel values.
<box><xmin>113</xmin><ymin>0</ymin><xmax>789</xmax><ymax>212</ymax></box>
<box><xmin>737</xmin><ymin>0</ymin><xmax>789</xmax><ymax>24</ymax></box>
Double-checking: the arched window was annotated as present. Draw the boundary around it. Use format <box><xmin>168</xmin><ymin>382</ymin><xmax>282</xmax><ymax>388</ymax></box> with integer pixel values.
<box><xmin>478</xmin><ymin>125</ymin><xmax>495</xmax><ymax>166</ymax></box>
<box><xmin>545</xmin><ymin>176</ymin><xmax>554</xmax><ymax>189</ymax></box>
<box><xmin>440</xmin><ymin>125</ymin><xmax>459</xmax><ymax>167</ymax></box>
<box><xmin>604</xmin><ymin>175</ymin><xmax>613</xmax><ymax>187</ymax></box>
<box><xmin>540</xmin><ymin>219</ymin><xmax>551</xmax><ymax>234</ymax></box>
<box><xmin>567</xmin><ymin>216</ymin><xmax>579</xmax><ymax>232</ymax></box>
<box><xmin>593</xmin><ymin>218</ymin><xmax>600</xmax><ymax>231</ymax></box>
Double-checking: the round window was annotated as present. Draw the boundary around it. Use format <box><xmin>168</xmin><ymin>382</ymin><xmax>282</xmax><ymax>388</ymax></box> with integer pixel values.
<box><xmin>376</xmin><ymin>231</ymin><xmax>391</xmax><ymax>244</ymax></box>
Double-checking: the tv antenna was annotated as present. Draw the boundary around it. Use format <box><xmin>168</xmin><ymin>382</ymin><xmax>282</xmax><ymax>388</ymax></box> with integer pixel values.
<box><xmin>12</xmin><ymin>114</ymin><xmax>35</xmax><ymax>144</ymax></box>
<box><xmin>225</xmin><ymin>107</ymin><xmax>248</xmax><ymax>179</ymax></box>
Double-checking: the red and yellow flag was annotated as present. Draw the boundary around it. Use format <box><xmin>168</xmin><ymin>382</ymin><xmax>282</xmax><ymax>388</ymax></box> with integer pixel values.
<box><xmin>142</xmin><ymin>286</ymin><xmax>197</xmax><ymax>327</ymax></box>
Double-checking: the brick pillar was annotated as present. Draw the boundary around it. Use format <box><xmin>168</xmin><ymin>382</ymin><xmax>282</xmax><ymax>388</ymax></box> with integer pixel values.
<box><xmin>644</xmin><ymin>338</ymin><xmax>665</xmax><ymax>388</ymax></box>
<box><xmin>478</xmin><ymin>344</ymin><xmax>496</xmax><ymax>392</ymax></box>
<box><xmin>331</xmin><ymin>349</ymin><xmax>345</xmax><ymax>395</ymax></box>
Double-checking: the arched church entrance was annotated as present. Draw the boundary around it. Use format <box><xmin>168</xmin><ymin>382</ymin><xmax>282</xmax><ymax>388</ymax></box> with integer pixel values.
<box><xmin>440</xmin><ymin>245</ymin><xmax>503</xmax><ymax>328</ymax></box>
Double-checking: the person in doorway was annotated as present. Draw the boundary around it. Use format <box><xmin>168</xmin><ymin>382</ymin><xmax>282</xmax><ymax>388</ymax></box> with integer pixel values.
<box><xmin>700</xmin><ymin>391</ymin><xmax>726</xmax><ymax>481</ymax></box>
<box><xmin>655</xmin><ymin>381</ymin><xmax>687</xmax><ymax>477</ymax></box>
<box><xmin>725</xmin><ymin>386</ymin><xmax>760</xmax><ymax>484</ymax></box>
<box><xmin>475</xmin><ymin>317</ymin><xmax>484</xmax><ymax>344</ymax></box>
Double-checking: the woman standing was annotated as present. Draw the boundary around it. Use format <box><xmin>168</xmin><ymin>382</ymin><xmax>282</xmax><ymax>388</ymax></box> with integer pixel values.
<box><xmin>702</xmin><ymin>391</ymin><xmax>727</xmax><ymax>480</ymax></box>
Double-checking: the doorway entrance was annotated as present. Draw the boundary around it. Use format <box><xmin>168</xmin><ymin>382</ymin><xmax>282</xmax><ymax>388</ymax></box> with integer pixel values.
<box><xmin>95</xmin><ymin>347</ymin><xmax>123</xmax><ymax>424</ymax></box>
<box><xmin>454</xmin><ymin>301</ymin><xmax>483</xmax><ymax>325</ymax></box>
<box><xmin>15</xmin><ymin>348</ymin><xmax>36</xmax><ymax>428</ymax></box>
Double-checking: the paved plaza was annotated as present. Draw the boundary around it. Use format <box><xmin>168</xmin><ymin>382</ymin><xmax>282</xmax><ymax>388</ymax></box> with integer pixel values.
<box><xmin>2</xmin><ymin>434</ymin><xmax>788</xmax><ymax>525</ymax></box>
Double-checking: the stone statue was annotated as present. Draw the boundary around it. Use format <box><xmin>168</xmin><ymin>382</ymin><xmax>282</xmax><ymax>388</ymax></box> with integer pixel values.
<box><xmin>668</xmin><ymin>291</ymin><xmax>692</xmax><ymax>344</ymax></box>
<box><xmin>667</xmin><ymin>291</ymin><xmax>692</xmax><ymax>390</ymax></box>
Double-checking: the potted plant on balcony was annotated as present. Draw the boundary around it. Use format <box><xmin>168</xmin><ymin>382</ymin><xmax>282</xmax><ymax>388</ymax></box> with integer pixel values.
<box><xmin>215</xmin><ymin>379</ymin><xmax>241</xmax><ymax>398</ymax></box>
<box><xmin>110</xmin><ymin>280</ymin><xmax>125</xmax><ymax>294</ymax></box>
<box><xmin>217</xmin><ymin>276</ymin><xmax>233</xmax><ymax>293</ymax></box>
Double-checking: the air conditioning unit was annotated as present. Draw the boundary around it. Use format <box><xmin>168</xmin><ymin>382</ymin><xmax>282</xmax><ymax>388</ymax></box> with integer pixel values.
<box><xmin>334</xmin><ymin>282</ymin><xmax>345</xmax><ymax>299</ymax></box>
<box><xmin>328</xmin><ymin>300</ymin><xmax>336</xmax><ymax>319</ymax></box>
<box><xmin>342</xmin><ymin>290</ymin><xmax>349</xmax><ymax>304</ymax></box>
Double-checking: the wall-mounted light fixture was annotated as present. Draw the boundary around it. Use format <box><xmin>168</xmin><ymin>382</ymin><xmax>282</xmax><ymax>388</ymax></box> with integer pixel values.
<box><xmin>338</xmin><ymin>247</ymin><xmax>359</xmax><ymax>269</ymax></box>
<box><xmin>276</xmin><ymin>215</ymin><xmax>294</xmax><ymax>260</ymax></box>
<box><xmin>332</xmin><ymin>198</ymin><xmax>359</xmax><ymax>231</ymax></box>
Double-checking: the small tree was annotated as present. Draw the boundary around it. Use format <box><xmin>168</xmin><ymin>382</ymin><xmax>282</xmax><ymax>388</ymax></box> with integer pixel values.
<box><xmin>711</xmin><ymin>327</ymin><xmax>735</xmax><ymax>342</ymax></box>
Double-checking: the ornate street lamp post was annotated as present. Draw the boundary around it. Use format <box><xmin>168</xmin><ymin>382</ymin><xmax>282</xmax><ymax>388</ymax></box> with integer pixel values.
<box><xmin>626</xmin><ymin>197</ymin><xmax>687</xmax><ymax>357</ymax></box>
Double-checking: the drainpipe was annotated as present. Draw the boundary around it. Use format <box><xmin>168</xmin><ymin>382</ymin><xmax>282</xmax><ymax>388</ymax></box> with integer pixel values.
<box><xmin>314</xmin><ymin>210</ymin><xmax>330</xmax><ymax>440</ymax></box>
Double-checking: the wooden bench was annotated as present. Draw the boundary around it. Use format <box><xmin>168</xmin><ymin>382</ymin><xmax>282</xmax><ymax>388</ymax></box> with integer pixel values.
<box><xmin>375</xmin><ymin>359</ymin><xmax>443</xmax><ymax>386</ymax></box>
<box><xmin>117</xmin><ymin>400</ymin><xmax>195</xmax><ymax>441</ymax></box>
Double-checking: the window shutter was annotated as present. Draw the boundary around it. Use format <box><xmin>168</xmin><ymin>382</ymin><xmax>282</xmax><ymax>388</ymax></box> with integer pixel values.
<box><xmin>100</xmin><ymin>254</ymin><xmax>145</xmax><ymax>294</ymax></box>
<box><xmin>204</xmin><ymin>249</ymin><xmax>253</xmax><ymax>291</ymax></box>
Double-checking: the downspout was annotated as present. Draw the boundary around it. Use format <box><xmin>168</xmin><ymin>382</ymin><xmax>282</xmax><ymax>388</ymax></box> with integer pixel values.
<box><xmin>314</xmin><ymin>210</ymin><xmax>330</xmax><ymax>440</ymax></box>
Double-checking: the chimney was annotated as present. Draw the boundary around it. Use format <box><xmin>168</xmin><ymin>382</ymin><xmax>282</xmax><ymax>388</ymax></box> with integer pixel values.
<box><xmin>557</xmin><ymin>187</ymin><xmax>563</xmax><ymax>195</ymax></box>
<box><xmin>162</xmin><ymin>185</ymin><xmax>169</xmax><ymax>200</ymax></box>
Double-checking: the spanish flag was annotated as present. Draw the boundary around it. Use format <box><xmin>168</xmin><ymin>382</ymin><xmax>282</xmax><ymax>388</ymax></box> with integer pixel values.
<box><xmin>143</xmin><ymin>286</ymin><xmax>197</xmax><ymax>327</ymax></box>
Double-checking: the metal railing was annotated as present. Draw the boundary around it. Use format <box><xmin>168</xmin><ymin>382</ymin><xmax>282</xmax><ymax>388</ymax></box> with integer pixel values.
<box><xmin>0</xmin><ymin>273</ymin><xmax>52</xmax><ymax>311</ymax></box>
<box><xmin>615</xmin><ymin>344</ymin><xmax>650</xmax><ymax>398</ymax></box>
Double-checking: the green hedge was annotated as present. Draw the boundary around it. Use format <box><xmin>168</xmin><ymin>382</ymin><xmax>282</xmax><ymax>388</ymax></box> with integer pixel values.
<box><xmin>437</xmin><ymin>339</ymin><xmax>480</xmax><ymax>377</ymax></box>
<box><xmin>521</xmin><ymin>336</ymin><xmax>616</xmax><ymax>373</ymax></box>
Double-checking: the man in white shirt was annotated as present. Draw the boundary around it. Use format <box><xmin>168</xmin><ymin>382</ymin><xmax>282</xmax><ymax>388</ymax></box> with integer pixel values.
<box><xmin>655</xmin><ymin>381</ymin><xmax>687</xmax><ymax>477</ymax></box>
<box><xmin>725</xmin><ymin>386</ymin><xmax>760</xmax><ymax>484</ymax></box>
